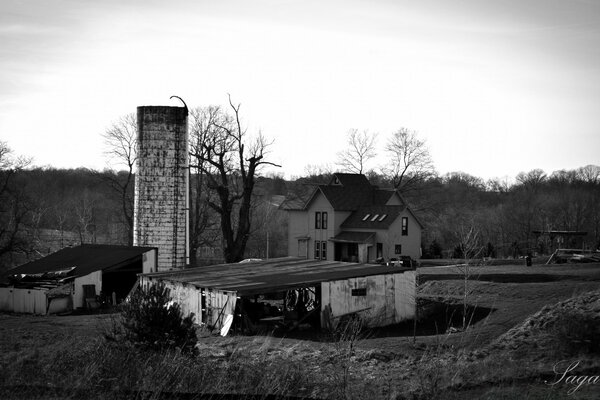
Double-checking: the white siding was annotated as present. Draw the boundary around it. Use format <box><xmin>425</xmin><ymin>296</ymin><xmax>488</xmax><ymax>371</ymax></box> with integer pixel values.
<box><xmin>73</xmin><ymin>271</ymin><xmax>102</xmax><ymax>309</ymax></box>
<box><xmin>1</xmin><ymin>288</ymin><xmax>48</xmax><ymax>314</ymax></box>
<box><xmin>321</xmin><ymin>271</ymin><xmax>416</xmax><ymax>327</ymax></box>
<box><xmin>138</xmin><ymin>277</ymin><xmax>237</xmax><ymax>330</ymax></box>
<box><xmin>142</xmin><ymin>249</ymin><xmax>158</xmax><ymax>273</ymax></box>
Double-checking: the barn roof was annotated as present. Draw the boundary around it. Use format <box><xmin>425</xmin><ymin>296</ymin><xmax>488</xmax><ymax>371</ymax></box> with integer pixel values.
<box><xmin>142</xmin><ymin>257</ymin><xmax>412</xmax><ymax>296</ymax></box>
<box><xmin>3</xmin><ymin>244</ymin><xmax>156</xmax><ymax>280</ymax></box>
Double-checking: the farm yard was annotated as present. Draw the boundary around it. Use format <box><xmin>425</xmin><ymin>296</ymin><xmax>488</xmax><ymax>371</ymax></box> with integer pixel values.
<box><xmin>1</xmin><ymin>261</ymin><xmax>599</xmax><ymax>400</ymax></box>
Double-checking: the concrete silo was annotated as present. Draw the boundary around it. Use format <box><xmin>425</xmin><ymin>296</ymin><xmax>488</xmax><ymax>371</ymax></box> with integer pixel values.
<box><xmin>134</xmin><ymin>106</ymin><xmax>189</xmax><ymax>271</ymax></box>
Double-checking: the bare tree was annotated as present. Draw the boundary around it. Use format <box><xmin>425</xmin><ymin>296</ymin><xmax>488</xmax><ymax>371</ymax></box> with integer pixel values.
<box><xmin>188</xmin><ymin>106</ymin><xmax>221</xmax><ymax>264</ymax></box>
<box><xmin>0</xmin><ymin>141</ymin><xmax>31</xmax><ymax>269</ymax></box>
<box><xmin>189</xmin><ymin>96</ymin><xmax>280</xmax><ymax>263</ymax></box>
<box><xmin>577</xmin><ymin>165</ymin><xmax>600</xmax><ymax>184</ymax></box>
<box><xmin>384</xmin><ymin>128</ymin><xmax>435</xmax><ymax>191</ymax></box>
<box><xmin>102</xmin><ymin>114</ymin><xmax>137</xmax><ymax>245</ymax></box>
<box><xmin>453</xmin><ymin>224</ymin><xmax>484</xmax><ymax>330</ymax></box>
<box><xmin>336</xmin><ymin>129</ymin><xmax>378</xmax><ymax>174</ymax></box>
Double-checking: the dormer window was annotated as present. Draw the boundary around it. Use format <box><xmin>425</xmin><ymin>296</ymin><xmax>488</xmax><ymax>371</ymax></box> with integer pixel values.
<box><xmin>370</xmin><ymin>214</ymin><xmax>379</xmax><ymax>221</ymax></box>
<box><xmin>379</xmin><ymin>214</ymin><xmax>387</xmax><ymax>221</ymax></box>
<box><xmin>362</xmin><ymin>214</ymin><xmax>371</xmax><ymax>221</ymax></box>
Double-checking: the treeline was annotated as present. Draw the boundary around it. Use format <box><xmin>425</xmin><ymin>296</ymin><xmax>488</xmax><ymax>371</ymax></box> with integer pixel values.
<box><xmin>1</xmin><ymin>162</ymin><xmax>599</xmax><ymax>271</ymax></box>
<box><xmin>402</xmin><ymin>167</ymin><xmax>600</xmax><ymax>258</ymax></box>
<box><xmin>0</xmin><ymin>165</ymin><xmax>290</xmax><ymax>271</ymax></box>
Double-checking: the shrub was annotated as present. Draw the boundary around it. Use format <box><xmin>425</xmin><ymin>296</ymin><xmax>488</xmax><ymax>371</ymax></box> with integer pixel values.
<box><xmin>120</xmin><ymin>282</ymin><xmax>198</xmax><ymax>353</ymax></box>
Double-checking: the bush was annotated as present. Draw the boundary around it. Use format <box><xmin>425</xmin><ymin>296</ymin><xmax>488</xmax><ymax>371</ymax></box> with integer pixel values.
<box><xmin>120</xmin><ymin>282</ymin><xmax>198</xmax><ymax>353</ymax></box>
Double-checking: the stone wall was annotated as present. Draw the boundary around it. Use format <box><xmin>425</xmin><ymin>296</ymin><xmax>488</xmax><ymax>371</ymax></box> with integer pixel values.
<box><xmin>134</xmin><ymin>106</ymin><xmax>188</xmax><ymax>271</ymax></box>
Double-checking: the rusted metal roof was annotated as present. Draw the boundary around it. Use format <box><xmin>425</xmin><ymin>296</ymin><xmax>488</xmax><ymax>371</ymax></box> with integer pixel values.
<box><xmin>142</xmin><ymin>257</ymin><xmax>411</xmax><ymax>296</ymax></box>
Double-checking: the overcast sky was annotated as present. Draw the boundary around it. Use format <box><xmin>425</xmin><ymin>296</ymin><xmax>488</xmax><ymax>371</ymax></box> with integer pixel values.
<box><xmin>1</xmin><ymin>0</ymin><xmax>598</xmax><ymax>180</ymax></box>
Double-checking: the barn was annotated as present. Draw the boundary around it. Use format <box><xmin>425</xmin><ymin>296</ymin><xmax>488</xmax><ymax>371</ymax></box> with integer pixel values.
<box><xmin>0</xmin><ymin>244</ymin><xmax>157</xmax><ymax>314</ymax></box>
<box><xmin>139</xmin><ymin>257</ymin><xmax>416</xmax><ymax>333</ymax></box>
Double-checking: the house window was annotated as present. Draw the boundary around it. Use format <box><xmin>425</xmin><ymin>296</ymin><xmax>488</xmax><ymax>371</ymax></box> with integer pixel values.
<box><xmin>314</xmin><ymin>241</ymin><xmax>320</xmax><ymax>259</ymax></box>
<box><xmin>321</xmin><ymin>241</ymin><xmax>327</xmax><ymax>259</ymax></box>
<box><xmin>402</xmin><ymin>217</ymin><xmax>408</xmax><ymax>236</ymax></box>
<box><xmin>351</xmin><ymin>288</ymin><xmax>367</xmax><ymax>296</ymax></box>
<box><xmin>315</xmin><ymin>212</ymin><xmax>321</xmax><ymax>229</ymax></box>
<box><xmin>376</xmin><ymin>243</ymin><xmax>383</xmax><ymax>259</ymax></box>
<box><xmin>322</xmin><ymin>212</ymin><xmax>328</xmax><ymax>229</ymax></box>
<box><xmin>395</xmin><ymin>244</ymin><xmax>402</xmax><ymax>254</ymax></box>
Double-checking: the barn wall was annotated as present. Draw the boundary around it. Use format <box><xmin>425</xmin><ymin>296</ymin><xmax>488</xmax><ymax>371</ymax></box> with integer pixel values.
<box><xmin>47</xmin><ymin>297</ymin><xmax>71</xmax><ymax>314</ymax></box>
<box><xmin>142</xmin><ymin>249</ymin><xmax>158</xmax><ymax>273</ymax></box>
<box><xmin>0</xmin><ymin>287</ymin><xmax>13</xmax><ymax>312</ymax></box>
<box><xmin>321</xmin><ymin>271</ymin><xmax>415</xmax><ymax>327</ymax></box>
<box><xmin>138</xmin><ymin>277</ymin><xmax>237</xmax><ymax>329</ymax></box>
<box><xmin>0</xmin><ymin>288</ymin><xmax>47</xmax><ymax>314</ymax></box>
<box><xmin>205</xmin><ymin>289</ymin><xmax>237</xmax><ymax>329</ymax></box>
<box><xmin>73</xmin><ymin>271</ymin><xmax>102</xmax><ymax>309</ymax></box>
<box><xmin>163</xmin><ymin>280</ymin><xmax>202</xmax><ymax>323</ymax></box>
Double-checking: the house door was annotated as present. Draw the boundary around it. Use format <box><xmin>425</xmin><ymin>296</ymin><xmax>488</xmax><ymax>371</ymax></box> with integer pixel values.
<box><xmin>376</xmin><ymin>243</ymin><xmax>383</xmax><ymax>260</ymax></box>
<box><xmin>298</xmin><ymin>240</ymin><xmax>308</xmax><ymax>258</ymax></box>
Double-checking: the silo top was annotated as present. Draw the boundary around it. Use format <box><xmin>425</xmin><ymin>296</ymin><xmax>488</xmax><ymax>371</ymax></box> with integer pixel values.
<box><xmin>137</xmin><ymin>106</ymin><xmax>188</xmax><ymax>125</ymax></box>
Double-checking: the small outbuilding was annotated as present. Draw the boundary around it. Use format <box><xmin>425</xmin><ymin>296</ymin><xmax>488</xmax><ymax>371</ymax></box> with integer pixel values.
<box><xmin>140</xmin><ymin>257</ymin><xmax>416</xmax><ymax>333</ymax></box>
<box><xmin>0</xmin><ymin>244</ymin><xmax>157</xmax><ymax>314</ymax></box>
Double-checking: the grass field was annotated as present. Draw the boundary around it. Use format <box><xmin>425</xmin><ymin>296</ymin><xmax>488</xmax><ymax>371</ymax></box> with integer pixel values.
<box><xmin>1</xmin><ymin>262</ymin><xmax>599</xmax><ymax>399</ymax></box>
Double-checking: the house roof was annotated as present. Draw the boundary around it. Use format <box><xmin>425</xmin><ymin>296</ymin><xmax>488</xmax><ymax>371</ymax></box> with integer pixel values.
<box><xmin>3</xmin><ymin>244</ymin><xmax>156</xmax><ymax>280</ymax></box>
<box><xmin>340</xmin><ymin>205</ymin><xmax>406</xmax><ymax>229</ymax></box>
<box><xmin>330</xmin><ymin>173</ymin><xmax>371</xmax><ymax>187</ymax></box>
<box><xmin>329</xmin><ymin>231</ymin><xmax>376</xmax><ymax>244</ymax></box>
<box><xmin>309</xmin><ymin>185</ymin><xmax>396</xmax><ymax>211</ymax></box>
<box><xmin>142</xmin><ymin>257</ymin><xmax>412</xmax><ymax>296</ymax></box>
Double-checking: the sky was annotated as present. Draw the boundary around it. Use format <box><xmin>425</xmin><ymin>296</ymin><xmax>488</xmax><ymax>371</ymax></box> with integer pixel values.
<box><xmin>1</xmin><ymin>0</ymin><xmax>599</xmax><ymax>181</ymax></box>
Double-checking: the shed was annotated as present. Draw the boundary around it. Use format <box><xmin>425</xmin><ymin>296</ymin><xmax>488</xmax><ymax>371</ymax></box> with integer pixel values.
<box><xmin>139</xmin><ymin>257</ymin><xmax>416</xmax><ymax>332</ymax></box>
<box><xmin>0</xmin><ymin>244</ymin><xmax>157</xmax><ymax>314</ymax></box>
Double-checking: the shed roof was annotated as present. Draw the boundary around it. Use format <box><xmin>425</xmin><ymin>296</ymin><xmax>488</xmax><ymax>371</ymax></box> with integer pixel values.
<box><xmin>142</xmin><ymin>257</ymin><xmax>411</xmax><ymax>296</ymax></box>
<box><xmin>329</xmin><ymin>231</ymin><xmax>376</xmax><ymax>243</ymax></box>
<box><xmin>3</xmin><ymin>244</ymin><xmax>156</xmax><ymax>280</ymax></box>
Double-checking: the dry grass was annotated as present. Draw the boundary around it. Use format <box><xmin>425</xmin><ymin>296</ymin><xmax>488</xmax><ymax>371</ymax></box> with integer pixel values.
<box><xmin>2</xmin><ymin>262</ymin><xmax>600</xmax><ymax>399</ymax></box>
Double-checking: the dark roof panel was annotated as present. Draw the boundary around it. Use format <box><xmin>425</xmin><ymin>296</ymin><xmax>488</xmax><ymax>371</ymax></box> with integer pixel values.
<box><xmin>329</xmin><ymin>231</ymin><xmax>376</xmax><ymax>243</ymax></box>
<box><xmin>331</xmin><ymin>173</ymin><xmax>371</xmax><ymax>187</ymax></box>
<box><xmin>4</xmin><ymin>244</ymin><xmax>156</xmax><ymax>279</ymax></box>
<box><xmin>317</xmin><ymin>186</ymin><xmax>396</xmax><ymax>211</ymax></box>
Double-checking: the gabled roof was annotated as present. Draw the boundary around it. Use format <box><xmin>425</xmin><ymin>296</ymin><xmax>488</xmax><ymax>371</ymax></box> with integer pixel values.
<box><xmin>315</xmin><ymin>185</ymin><xmax>396</xmax><ymax>211</ymax></box>
<box><xmin>329</xmin><ymin>173</ymin><xmax>371</xmax><ymax>187</ymax></box>
<box><xmin>341</xmin><ymin>205</ymin><xmax>406</xmax><ymax>229</ymax></box>
<box><xmin>3</xmin><ymin>244</ymin><xmax>156</xmax><ymax>280</ymax></box>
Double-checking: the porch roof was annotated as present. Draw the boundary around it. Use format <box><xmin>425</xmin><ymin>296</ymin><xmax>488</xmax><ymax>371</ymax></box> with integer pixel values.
<box><xmin>329</xmin><ymin>231</ymin><xmax>375</xmax><ymax>244</ymax></box>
